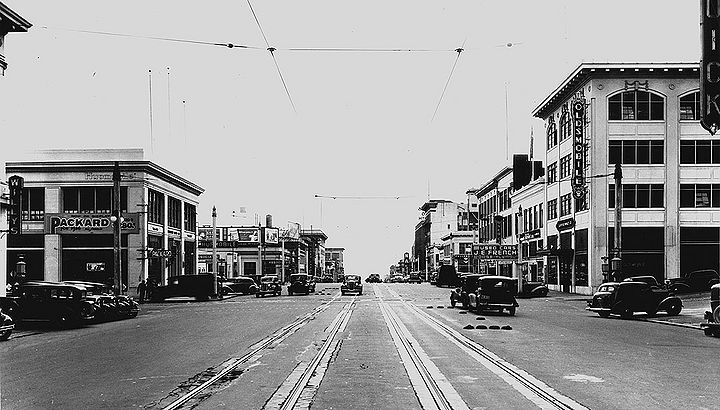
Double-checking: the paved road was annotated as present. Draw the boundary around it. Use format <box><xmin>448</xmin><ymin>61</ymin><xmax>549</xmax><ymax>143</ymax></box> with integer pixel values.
<box><xmin>1</xmin><ymin>283</ymin><xmax>718</xmax><ymax>409</ymax></box>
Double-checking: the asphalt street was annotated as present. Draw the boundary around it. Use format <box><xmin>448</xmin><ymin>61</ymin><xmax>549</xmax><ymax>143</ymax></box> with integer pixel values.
<box><xmin>1</xmin><ymin>283</ymin><xmax>717</xmax><ymax>409</ymax></box>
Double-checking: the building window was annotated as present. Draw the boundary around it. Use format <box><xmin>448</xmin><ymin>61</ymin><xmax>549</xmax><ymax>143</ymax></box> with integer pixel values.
<box><xmin>547</xmin><ymin>163</ymin><xmax>557</xmax><ymax>184</ymax></box>
<box><xmin>609</xmin><ymin>140</ymin><xmax>664</xmax><ymax>164</ymax></box>
<box><xmin>184</xmin><ymin>203</ymin><xmax>196</xmax><ymax>231</ymax></box>
<box><xmin>608</xmin><ymin>90</ymin><xmax>664</xmax><ymax>120</ymax></box>
<box><xmin>680</xmin><ymin>140</ymin><xmax>720</xmax><ymax>164</ymax></box>
<box><xmin>559</xmin><ymin>194</ymin><xmax>572</xmax><ymax>217</ymax></box>
<box><xmin>538</xmin><ymin>203</ymin><xmax>543</xmax><ymax>228</ymax></box>
<box><xmin>559</xmin><ymin>106</ymin><xmax>571</xmax><ymax>142</ymax></box>
<box><xmin>680</xmin><ymin>91</ymin><xmax>700</xmax><ymax>121</ymax></box>
<box><xmin>609</xmin><ymin>184</ymin><xmax>664</xmax><ymax>208</ymax></box>
<box><xmin>63</xmin><ymin>187</ymin><xmax>127</xmax><ymax>214</ymax></box>
<box><xmin>547</xmin><ymin>117</ymin><xmax>558</xmax><ymax>149</ymax></box>
<box><xmin>547</xmin><ymin>199</ymin><xmax>558</xmax><ymax>220</ymax></box>
<box><xmin>559</xmin><ymin>154</ymin><xmax>572</xmax><ymax>179</ymax></box>
<box><xmin>21</xmin><ymin>187</ymin><xmax>45</xmax><ymax>221</ymax></box>
<box><xmin>168</xmin><ymin>197</ymin><xmax>182</xmax><ymax>229</ymax></box>
<box><xmin>680</xmin><ymin>184</ymin><xmax>720</xmax><ymax>207</ymax></box>
<box><xmin>148</xmin><ymin>189</ymin><xmax>165</xmax><ymax>224</ymax></box>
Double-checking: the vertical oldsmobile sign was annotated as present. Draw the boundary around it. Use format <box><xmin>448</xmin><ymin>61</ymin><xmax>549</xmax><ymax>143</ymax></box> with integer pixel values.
<box><xmin>571</xmin><ymin>98</ymin><xmax>586</xmax><ymax>199</ymax></box>
<box><xmin>702</xmin><ymin>0</ymin><xmax>720</xmax><ymax>135</ymax></box>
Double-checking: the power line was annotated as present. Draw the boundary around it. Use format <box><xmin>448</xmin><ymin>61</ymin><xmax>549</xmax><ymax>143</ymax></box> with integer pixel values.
<box><xmin>39</xmin><ymin>26</ymin><xmax>262</xmax><ymax>49</ymax></box>
<box><xmin>284</xmin><ymin>47</ymin><xmax>453</xmax><ymax>53</ymax></box>
<box><xmin>431</xmin><ymin>46</ymin><xmax>464</xmax><ymax>122</ymax></box>
<box><xmin>314</xmin><ymin>194</ymin><xmax>413</xmax><ymax>200</ymax></box>
<box><xmin>245</xmin><ymin>0</ymin><xmax>271</xmax><ymax>49</ymax></box>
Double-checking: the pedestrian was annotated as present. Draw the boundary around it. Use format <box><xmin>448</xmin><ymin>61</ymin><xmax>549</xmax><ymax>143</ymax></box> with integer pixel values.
<box><xmin>137</xmin><ymin>279</ymin><xmax>147</xmax><ymax>303</ymax></box>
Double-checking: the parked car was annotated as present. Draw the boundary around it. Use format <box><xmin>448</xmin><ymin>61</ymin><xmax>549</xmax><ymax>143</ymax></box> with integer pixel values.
<box><xmin>586</xmin><ymin>281</ymin><xmax>682</xmax><ymax>318</ymax></box>
<box><xmin>429</xmin><ymin>271</ymin><xmax>438</xmax><ymax>285</ymax></box>
<box><xmin>436</xmin><ymin>265</ymin><xmax>459</xmax><ymax>288</ymax></box>
<box><xmin>450</xmin><ymin>274</ymin><xmax>482</xmax><ymax>309</ymax></box>
<box><xmin>341</xmin><ymin>275</ymin><xmax>363</xmax><ymax>295</ymax></box>
<box><xmin>667</xmin><ymin>269</ymin><xmax>720</xmax><ymax>293</ymax></box>
<box><xmin>256</xmin><ymin>275</ymin><xmax>282</xmax><ymax>297</ymax></box>
<box><xmin>288</xmin><ymin>274</ymin><xmax>315</xmax><ymax>295</ymax></box>
<box><xmin>63</xmin><ymin>281</ymin><xmax>139</xmax><ymax>319</ymax></box>
<box><xmin>517</xmin><ymin>280</ymin><xmax>549</xmax><ymax>298</ymax></box>
<box><xmin>701</xmin><ymin>283</ymin><xmax>720</xmax><ymax>337</ymax></box>
<box><xmin>0</xmin><ymin>308</ymin><xmax>14</xmax><ymax>341</ymax></box>
<box><xmin>407</xmin><ymin>272</ymin><xmax>422</xmax><ymax>284</ymax></box>
<box><xmin>152</xmin><ymin>274</ymin><xmax>221</xmax><ymax>302</ymax></box>
<box><xmin>365</xmin><ymin>273</ymin><xmax>382</xmax><ymax>283</ymax></box>
<box><xmin>469</xmin><ymin>276</ymin><xmax>519</xmax><ymax>316</ymax></box>
<box><xmin>622</xmin><ymin>275</ymin><xmax>664</xmax><ymax>289</ymax></box>
<box><xmin>389</xmin><ymin>275</ymin><xmax>405</xmax><ymax>283</ymax></box>
<box><xmin>220</xmin><ymin>276</ymin><xmax>258</xmax><ymax>295</ymax></box>
<box><xmin>12</xmin><ymin>282</ymin><xmax>96</xmax><ymax>328</ymax></box>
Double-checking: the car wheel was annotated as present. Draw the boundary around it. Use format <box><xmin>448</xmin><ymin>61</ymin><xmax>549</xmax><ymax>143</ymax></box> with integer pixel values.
<box><xmin>288</xmin><ymin>291</ymin><xmax>293</xmax><ymax>296</ymax></box>
<box><xmin>256</xmin><ymin>293</ymin><xmax>260</xmax><ymax>298</ymax></box>
<box><xmin>56</xmin><ymin>311</ymin><xmax>74</xmax><ymax>329</ymax></box>
<box><xmin>713</xmin><ymin>306</ymin><xmax>720</xmax><ymax>323</ymax></box>
<box><xmin>540</xmin><ymin>289</ymin><xmax>548</xmax><ymax>297</ymax></box>
<box><xmin>666</xmin><ymin>302</ymin><xmax>682</xmax><ymax>316</ymax></box>
<box><xmin>508</xmin><ymin>306</ymin><xmax>516</xmax><ymax>316</ymax></box>
<box><xmin>598</xmin><ymin>311</ymin><xmax>611</xmax><ymax>318</ymax></box>
<box><xmin>450</xmin><ymin>297</ymin><xmax>457</xmax><ymax>307</ymax></box>
<box><xmin>646</xmin><ymin>308</ymin><xmax>657</xmax><ymax>318</ymax></box>
<box><xmin>620</xmin><ymin>307</ymin><xmax>633</xmax><ymax>319</ymax></box>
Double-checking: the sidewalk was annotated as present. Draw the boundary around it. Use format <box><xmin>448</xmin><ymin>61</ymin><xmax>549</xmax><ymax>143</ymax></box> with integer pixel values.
<box><xmin>550</xmin><ymin>290</ymin><xmax>710</xmax><ymax>330</ymax></box>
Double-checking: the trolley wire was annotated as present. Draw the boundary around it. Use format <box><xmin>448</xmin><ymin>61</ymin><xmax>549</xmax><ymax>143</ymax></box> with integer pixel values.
<box><xmin>431</xmin><ymin>44</ymin><xmax>464</xmax><ymax>122</ymax></box>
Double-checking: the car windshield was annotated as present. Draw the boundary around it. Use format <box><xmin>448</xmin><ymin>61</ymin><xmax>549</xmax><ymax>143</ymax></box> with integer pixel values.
<box><xmin>291</xmin><ymin>275</ymin><xmax>307</xmax><ymax>281</ymax></box>
<box><xmin>261</xmin><ymin>277</ymin><xmax>277</xmax><ymax>283</ymax></box>
<box><xmin>346</xmin><ymin>276</ymin><xmax>360</xmax><ymax>282</ymax></box>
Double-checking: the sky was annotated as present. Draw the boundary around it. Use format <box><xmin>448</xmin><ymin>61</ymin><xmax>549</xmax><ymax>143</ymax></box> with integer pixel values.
<box><xmin>0</xmin><ymin>1</ymin><xmax>701</xmax><ymax>275</ymax></box>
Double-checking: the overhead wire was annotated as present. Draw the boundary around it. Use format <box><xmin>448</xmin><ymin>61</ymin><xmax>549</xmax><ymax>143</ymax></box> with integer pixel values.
<box><xmin>431</xmin><ymin>43</ymin><xmax>464</xmax><ymax>122</ymax></box>
<box><xmin>284</xmin><ymin>47</ymin><xmax>453</xmax><ymax>53</ymax></box>
<box><xmin>314</xmin><ymin>195</ymin><xmax>413</xmax><ymax>200</ymax></box>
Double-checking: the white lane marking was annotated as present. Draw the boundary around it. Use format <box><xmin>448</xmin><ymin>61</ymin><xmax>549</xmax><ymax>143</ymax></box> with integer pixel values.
<box><xmin>384</xmin><ymin>285</ymin><xmax>587</xmax><ymax>410</ymax></box>
<box><xmin>563</xmin><ymin>374</ymin><xmax>604</xmax><ymax>383</ymax></box>
<box><xmin>378</xmin><ymin>294</ymin><xmax>469</xmax><ymax>410</ymax></box>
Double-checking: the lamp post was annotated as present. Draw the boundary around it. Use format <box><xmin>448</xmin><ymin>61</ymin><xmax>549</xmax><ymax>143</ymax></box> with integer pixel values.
<box><xmin>212</xmin><ymin>206</ymin><xmax>217</xmax><ymax>294</ymax></box>
<box><xmin>515</xmin><ymin>205</ymin><xmax>523</xmax><ymax>294</ymax></box>
<box><xmin>612</xmin><ymin>163</ymin><xmax>623</xmax><ymax>282</ymax></box>
<box><xmin>112</xmin><ymin>162</ymin><xmax>123</xmax><ymax>295</ymax></box>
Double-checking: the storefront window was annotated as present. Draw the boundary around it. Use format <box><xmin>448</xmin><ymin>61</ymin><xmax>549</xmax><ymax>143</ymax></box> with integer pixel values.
<box><xmin>147</xmin><ymin>235</ymin><xmax>163</xmax><ymax>284</ymax></box>
<box><xmin>184</xmin><ymin>241</ymin><xmax>196</xmax><ymax>275</ymax></box>
<box><xmin>547</xmin><ymin>257</ymin><xmax>558</xmax><ymax>285</ymax></box>
<box><xmin>575</xmin><ymin>254</ymin><xmax>588</xmax><ymax>286</ymax></box>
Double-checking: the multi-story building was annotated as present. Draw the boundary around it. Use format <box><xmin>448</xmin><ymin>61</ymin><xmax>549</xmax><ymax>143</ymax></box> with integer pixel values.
<box><xmin>413</xmin><ymin>200</ymin><xmax>465</xmax><ymax>276</ymax></box>
<box><xmin>5</xmin><ymin>149</ymin><xmax>203</xmax><ymax>298</ymax></box>
<box><xmin>472</xmin><ymin>167</ymin><xmax>515</xmax><ymax>276</ymax></box>
<box><xmin>301</xmin><ymin>229</ymin><xmax>327</xmax><ymax>280</ymax></box>
<box><xmin>533</xmin><ymin>62</ymin><xmax>710</xmax><ymax>294</ymax></box>
<box><xmin>513</xmin><ymin>175</ymin><xmax>546</xmax><ymax>283</ymax></box>
<box><xmin>325</xmin><ymin>247</ymin><xmax>344</xmax><ymax>282</ymax></box>
<box><xmin>0</xmin><ymin>1</ymin><xmax>31</xmax><ymax>296</ymax></box>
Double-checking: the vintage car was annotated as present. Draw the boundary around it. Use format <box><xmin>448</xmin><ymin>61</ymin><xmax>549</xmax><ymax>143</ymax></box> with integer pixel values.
<box><xmin>365</xmin><ymin>273</ymin><xmax>381</xmax><ymax>283</ymax></box>
<box><xmin>469</xmin><ymin>276</ymin><xmax>519</xmax><ymax>316</ymax></box>
<box><xmin>407</xmin><ymin>272</ymin><xmax>422</xmax><ymax>284</ymax></box>
<box><xmin>341</xmin><ymin>275</ymin><xmax>363</xmax><ymax>295</ymax></box>
<box><xmin>667</xmin><ymin>269</ymin><xmax>720</xmax><ymax>293</ymax></box>
<box><xmin>220</xmin><ymin>276</ymin><xmax>258</xmax><ymax>295</ymax></box>
<box><xmin>436</xmin><ymin>265</ymin><xmax>459</xmax><ymax>288</ymax></box>
<box><xmin>256</xmin><ymin>275</ymin><xmax>282</xmax><ymax>297</ymax></box>
<box><xmin>622</xmin><ymin>275</ymin><xmax>664</xmax><ymax>289</ymax></box>
<box><xmin>12</xmin><ymin>282</ymin><xmax>96</xmax><ymax>328</ymax></box>
<box><xmin>450</xmin><ymin>274</ymin><xmax>482</xmax><ymax>309</ymax></box>
<box><xmin>701</xmin><ymin>283</ymin><xmax>720</xmax><ymax>337</ymax></box>
<box><xmin>63</xmin><ymin>281</ymin><xmax>139</xmax><ymax>319</ymax></box>
<box><xmin>517</xmin><ymin>280</ymin><xmax>549</xmax><ymax>298</ymax></box>
<box><xmin>0</xmin><ymin>308</ymin><xmax>14</xmax><ymax>341</ymax></box>
<box><xmin>152</xmin><ymin>274</ymin><xmax>221</xmax><ymax>302</ymax></box>
<box><xmin>586</xmin><ymin>281</ymin><xmax>682</xmax><ymax>318</ymax></box>
<box><xmin>288</xmin><ymin>274</ymin><xmax>315</xmax><ymax>295</ymax></box>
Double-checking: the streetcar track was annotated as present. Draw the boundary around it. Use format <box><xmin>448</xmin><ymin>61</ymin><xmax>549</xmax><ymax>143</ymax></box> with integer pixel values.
<box><xmin>160</xmin><ymin>293</ymin><xmax>342</xmax><ymax>410</ymax></box>
<box><xmin>381</xmin><ymin>285</ymin><xmax>588</xmax><ymax>410</ymax></box>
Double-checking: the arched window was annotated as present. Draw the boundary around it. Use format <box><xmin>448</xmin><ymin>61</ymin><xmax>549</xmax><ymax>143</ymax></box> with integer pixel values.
<box><xmin>679</xmin><ymin>91</ymin><xmax>700</xmax><ymax>121</ymax></box>
<box><xmin>559</xmin><ymin>105</ymin><xmax>571</xmax><ymax>141</ymax></box>
<box><xmin>608</xmin><ymin>90</ymin><xmax>664</xmax><ymax>120</ymax></box>
<box><xmin>546</xmin><ymin>116</ymin><xmax>557</xmax><ymax>149</ymax></box>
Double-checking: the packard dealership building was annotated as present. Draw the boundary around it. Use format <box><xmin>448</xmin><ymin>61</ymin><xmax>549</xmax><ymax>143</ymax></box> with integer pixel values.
<box><xmin>5</xmin><ymin>149</ymin><xmax>203</xmax><ymax>296</ymax></box>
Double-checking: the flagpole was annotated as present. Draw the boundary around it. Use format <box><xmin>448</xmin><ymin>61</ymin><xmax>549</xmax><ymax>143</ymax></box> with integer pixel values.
<box><xmin>529</xmin><ymin>125</ymin><xmax>535</xmax><ymax>181</ymax></box>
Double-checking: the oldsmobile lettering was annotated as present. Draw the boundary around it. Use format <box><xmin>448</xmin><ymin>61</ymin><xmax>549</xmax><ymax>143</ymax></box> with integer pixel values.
<box><xmin>702</xmin><ymin>0</ymin><xmax>720</xmax><ymax>135</ymax></box>
<box><xmin>571</xmin><ymin>98</ymin><xmax>586</xmax><ymax>199</ymax></box>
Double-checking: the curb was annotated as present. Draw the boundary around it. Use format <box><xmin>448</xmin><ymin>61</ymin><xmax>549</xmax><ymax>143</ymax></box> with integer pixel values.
<box><xmin>641</xmin><ymin>318</ymin><xmax>702</xmax><ymax>330</ymax></box>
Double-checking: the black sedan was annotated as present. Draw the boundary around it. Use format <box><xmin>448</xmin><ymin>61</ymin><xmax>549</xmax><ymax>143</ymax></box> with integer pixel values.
<box><xmin>587</xmin><ymin>281</ymin><xmax>682</xmax><ymax>318</ymax></box>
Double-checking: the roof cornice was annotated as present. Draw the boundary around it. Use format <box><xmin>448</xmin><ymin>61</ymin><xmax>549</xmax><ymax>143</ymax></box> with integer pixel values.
<box><xmin>0</xmin><ymin>2</ymin><xmax>31</xmax><ymax>32</ymax></box>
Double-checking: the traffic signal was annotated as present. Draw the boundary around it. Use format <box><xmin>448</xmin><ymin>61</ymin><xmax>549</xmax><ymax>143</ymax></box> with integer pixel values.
<box><xmin>8</xmin><ymin>175</ymin><xmax>24</xmax><ymax>235</ymax></box>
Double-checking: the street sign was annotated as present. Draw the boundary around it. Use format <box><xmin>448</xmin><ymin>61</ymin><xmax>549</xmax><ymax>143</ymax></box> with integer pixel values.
<box><xmin>149</xmin><ymin>249</ymin><xmax>174</xmax><ymax>258</ymax></box>
<box><xmin>701</xmin><ymin>0</ymin><xmax>720</xmax><ymax>135</ymax></box>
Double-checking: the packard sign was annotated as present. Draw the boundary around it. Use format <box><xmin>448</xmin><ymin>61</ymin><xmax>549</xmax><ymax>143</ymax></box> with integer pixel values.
<box><xmin>571</xmin><ymin>98</ymin><xmax>586</xmax><ymax>199</ymax></box>
<box><xmin>702</xmin><ymin>0</ymin><xmax>720</xmax><ymax>135</ymax></box>
<box><xmin>45</xmin><ymin>213</ymin><xmax>140</xmax><ymax>234</ymax></box>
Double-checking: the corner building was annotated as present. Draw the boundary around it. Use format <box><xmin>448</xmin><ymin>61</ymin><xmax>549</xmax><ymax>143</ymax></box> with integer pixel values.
<box><xmin>5</xmin><ymin>149</ymin><xmax>203</xmax><ymax>297</ymax></box>
<box><xmin>533</xmin><ymin>62</ymin><xmax>717</xmax><ymax>294</ymax></box>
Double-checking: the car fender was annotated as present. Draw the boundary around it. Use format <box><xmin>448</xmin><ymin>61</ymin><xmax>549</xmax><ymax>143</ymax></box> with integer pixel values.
<box><xmin>530</xmin><ymin>285</ymin><xmax>548</xmax><ymax>296</ymax></box>
<box><xmin>658</xmin><ymin>296</ymin><xmax>683</xmax><ymax>310</ymax></box>
<box><xmin>468</xmin><ymin>293</ymin><xmax>477</xmax><ymax>309</ymax></box>
<box><xmin>670</xmin><ymin>282</ymin><xmax>690</xmax><ymax>292</ymax></box>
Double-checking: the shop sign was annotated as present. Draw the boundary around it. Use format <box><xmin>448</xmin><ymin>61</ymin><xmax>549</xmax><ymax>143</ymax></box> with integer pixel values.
<box><xmin>702</xmin><ymin>0</ymin><xmax>720</xmax><ymax>135</ymax></box>
<box><xmin>85</xmin><ymin>172</ymin><xmax>139</xmax><ymax>181</ymax></box>
<box><xmin>264</xmin><ymin>227</ymin><xmax>279</xmax><ymax>245</ymax></box>
<box><xmin>149</xmin><ymin>249</ymin><xmax>174</xmax><ymax>258</ymax></box>
<box><xmin>199</xmin><ymin>254</ymin><xmax>213</xmax><ymax>260</ymax></box>
<box><xmin>556</xmin><ymin>218</ymin><xmax>575</xmax><ymax>231</ymax></box>
<box><xmin>198</xmin><ymin>240</ymin><xmax>240</xmax><ymax>249</ymax></box>
<box><xmin>519</xmin><ymin>229</ymin><xmax>541</xmax><ymax>242</ymax></box>
<box><xmin>236</xmin><ymin>228</ymin><xmax>260</xmax><ymax>243</ymax></box>
<box><xmin>86</xmin><ymin>262</ymin><xmax>106</xmax><ymax>272</ymax></box>
<box><xmin>476</xmin><ymin>244</ymin><xmax>518</xmax><ymax>260</ymax></box>
<box><xmin>45</xmin><ymin>213</ymin><xmax>140</xmax><ymax>234</ymax></box>
<box><xmin>168</xmin><ymin>228</ymin><xmax>181</xmax><ymax>239</ymax></box>
<box><xmin>571</xmin><ymin>98</ymin><xmax>587</xmax><ymax>199</ymax></box>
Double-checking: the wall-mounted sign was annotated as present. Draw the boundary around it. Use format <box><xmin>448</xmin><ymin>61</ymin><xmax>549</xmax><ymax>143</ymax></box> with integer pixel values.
<box><xmin>571</xmin><ymin>98</ymin><xmax>587</xmax><ymax>199</ymax></box>
<box><xmin>702</xmin><ymin>0</ymin><xmax>720</xmax><ymax>135</ymax></box>
<box><xmin>85</xmin><ymin>172</ymin><xmax>138</xmax><ymax>181</ymax></box>
<box><xmin>519</xmin><ymin>229</ymin><xmax>542</xmax><ymax>242</ymax></box>
<box><xmin>198</xmin><ymin>240</ymin><xmax>240</xmax><ymax>249</ymax></box>
<box><xmin>45</xmin><ymin>213</ymin><xmax>140</xmax><ymax>234</ymax></box>
<box><xmin>149</xmin><ymin>249</ymin><xmax>174</xmax><ymax>258</ymax></box>
<box><xmin>264</xmin><ymin>227</ymin><xmax>279</xmax><ymax>245</ymax></box>
<box><xmin>86</xmin><ymin>262</ymin><xmax>106</xmax><ymax>272</ymax></box>
<box><xmin>475</xmin><ymin>244</ymin><xmax>518</xmax><ymax>260</ymax></box>
<box><xmin>556</xmin><ymin>218</ymin><xmax>576</xmax><ymax>231</ymax></box>
<box><xmin>7</xmin><ymin>175</ymin><xmax>23</xmax><ymax>235</ymax></box>
<box><xmin>236</xmin><ymin>228</ymin><xmax>260</xmax><ymax>243</ymax></box>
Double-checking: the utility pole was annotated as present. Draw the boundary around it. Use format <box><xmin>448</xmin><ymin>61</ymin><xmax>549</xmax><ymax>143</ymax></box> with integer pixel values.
<box><xmin>212</xmin><ymin>206</ymin><xmax>217</xmax><ymax>294</ymax></box>
<box><xmin>612</xmin><ymin>163</ymin><xmax>623</xmax><ymax>281</ymax></box>
<box><xmin>515</xmin><ymin>205</ymin><xmax>523</xmax><ymax>294</ymax></box>
<box><xmin>112</xmin><ymin>162</ymin><xmax>122</xmax><ymax>295</ymax></box>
